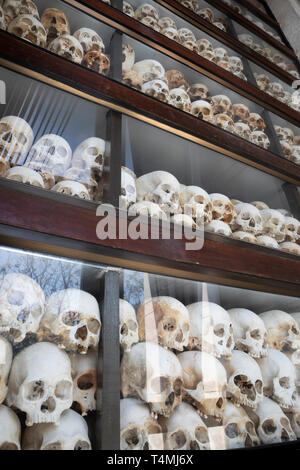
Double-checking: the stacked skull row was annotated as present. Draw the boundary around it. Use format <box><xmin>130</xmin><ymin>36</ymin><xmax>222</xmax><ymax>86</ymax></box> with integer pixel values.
<box><xmin>175</xmin><ymin>0</ymin><xmax>227</xmax><ymax>31</ymax></box>
<box><xmin>238</xmin><ymin>33</ymin><xmax>299</xmax><ymax>79</ymax></box>
<box><xmin>122</xmin><ymin>52</ymin><xmax>272</xmax><ymax>147</ymax></box>
<box><xmin>1</xmin><ymin>1</ymin><xmax>111</xmax><ymax>75</ymax></box>
<box><xmin>121</xmin><ymin>169</ymin><xmax>300</xmax><ymax>256</ymax></box>
<box><xmin>0</xmin><ymin>114</ymin><xmax>106</xmax><ymax>200</ymax></box>
<box><xmin>221</xmin><ymin>0</ymin><xmax>285</xmax><ymax>45</ymax></box>
<box><xmin>123</xmin><ymin>3</ymin><xmax>248</xmax><ymax>81</ymax></box>
<box><xmin>0</xmin><ymin>275</ymin><xmax>102</xmax><ymax>449</ymax></box>
<box><xmin>254</xmin><ymin>72</ymin><xmax>300</xmax><ymax>113</ymax></box>
<box><xmin>275</xmin><ymin>126</ymin><xmax>300</xmax><ymax>165</ymax></box>
<box><xmin>120</xmin><ymin>297</ymin><xmax>300</xmax><ymax>449</ymax></box>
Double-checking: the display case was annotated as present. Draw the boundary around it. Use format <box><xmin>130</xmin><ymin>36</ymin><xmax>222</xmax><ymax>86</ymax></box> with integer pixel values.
<box><xmin>0</xmin><ymin>0</ymin><xmax>299</xmax><ymax>451</ymax></box>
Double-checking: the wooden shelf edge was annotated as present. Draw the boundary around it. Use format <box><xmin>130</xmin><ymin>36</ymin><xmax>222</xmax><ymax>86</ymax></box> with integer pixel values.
<box><xmin>232</xmin><ymin>0</ymin><xmax>280</xmax><ymax>28</ymax></box>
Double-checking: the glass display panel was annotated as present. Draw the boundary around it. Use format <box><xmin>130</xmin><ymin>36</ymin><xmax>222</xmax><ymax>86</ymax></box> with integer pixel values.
<box><xmin>121</xmin><ymin>114</ymin><xmax>300</xmax><ymax>256</ymax></box>
<box><xmin>120</xmin><ymin>269</ymin><xmax>300</xmax><ymax>450</ymax></box>
<box><xmin>0</xmin><ymin>246</ymin><xmax>104</xmax><ymax>450</ymax></box>
<box><xmin>0</xmin><ymin>66</ymin><xmax>109</xmax><ymax>202</ymax></box>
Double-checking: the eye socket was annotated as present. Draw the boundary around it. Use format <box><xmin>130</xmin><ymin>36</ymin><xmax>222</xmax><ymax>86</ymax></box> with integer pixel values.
<box><xmin>151</xmin><ymin>376</ymin><xmax>169</xmax><ymax>393</ymax></box>
<box><xmin>279</xmin><ymin>377</ymin><xmax>290</xmax><ymax>389</ymax></box>
<box><xmin>169</xmin><ymin>430</ymin><xmax>187</xmax><ymax>449</ymax></box>
<box><xmin>74</xmin><ymin>440</ymin><xmax>90</xmax><ymax>451</ymax></box>
<box><xmin>250</xmin><ymin>329</ymin><xmax>261</xmax><ymax>340</ymax></box>
<box><xmin>77</xmin><ymin>373</ymin><xmax>95</xmax><ymax>391</ymax></box>
<box><xmin>16</xmin><ymin>133</ymin><xmax>27</xmax><ymax>144</ymax></box>
<box><xmin>195</xmin><ymin>426</ymin><xmax>209</xmax><ymax>444</ymax></box>
<box><xmin>87</xmin><ymin>318</ymin><xmax>101</xmax><ymax>335</ymax></box>
<box><xmin>262</xmin><ymin>419</ymin><xmax>277</xmax><ymax>435</ymax></box>
<box><xmin>225</xmin><ymin>423</ymin><xmax>239</xmax><ymax>438</ymax></box>
<box><xmin>43</xmin><ymin>442</ymin><xmax>62</xmax><ymax>450</ymax></box>
<box><xmin>55</xmin><ymin>380</ymin><xmax>72</xmax><ymax>399</ymax></box>
<box><xmin>214</xmin><ymin>324</ymin><xmax>225</xmax><ymax>337</ymax></box>
<box><xmin>25</xmin><ymin>380</ymin><xmax>45</xmax><ymax>401</ymax></box>
<box><xmin>124</xmin><ymin>428</ymin><xmax>140</xmax><ymax>447</ymax></box>
<box><xmin>57</xmin><ymin>146</ymin><xmax>67</xmax><ymax>157</ymax></box>
<box><xmin>255</xmin><ymin>380</ymin><xmax>263</xmax><ymax>394</ymax></box>
<box><xmin>7</xmin><ymin>290</ymin><xmax>25</xmax><ymax>306</ymax></box>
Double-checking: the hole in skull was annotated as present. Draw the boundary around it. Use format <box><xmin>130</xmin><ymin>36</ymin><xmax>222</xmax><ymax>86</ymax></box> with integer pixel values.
<box><xmin>3</xmin><ymin>132</ymin><xmax>13</xmax><ymax>143</ymax></box>
<box><xmin>195</xmin><ymin>426</ymin><xmax>209</xmax><ymax>444</ymax></box>
<box><xmin>262</xmin><ymin>419</ymin><xmax>277</xmax><ymax>435</ymax></box>
<box><xmin>41</xmin><ymin>397</ymin><xmax>56</xmax><ymax>413</ymax></box>
<box><xmin>43</xmin><ymin>442</ymin><xmax>62</xmax><ymax>450</ymax></box>
<box><xmin>190</xmin><ymin>440</ymin><xmax>200</xmax><ymax>450</ymax></box>
<box><xmin>250</xmin><ymin>329</ymin><xmax>261</xmax><ymax>340</ymax></box>
<box><xmin>151</xmin><ymin>376</ymin><xmax>169</xmax><ymax>393</ymax></box>
<box><xmin>87</xmin><ymin>319</ymin><xmax>100</xmax><ymax>335</ymax></box>
<box><xmin>0</xmin><ymin>443</ymin><xmax>19</xmax><ymax>450</ymax></box>
<box><xmin>165</xmin><ymin>392</ymin><xmax>175</xmax><ymax>407</ymax></box>
<box><xmin>245</xmin><ymin>434</ymin><xmax>253</xmax><ymax>447</ymax></box>
<box><xmin>77</xmin><ymin>373</ymin><xmax>95</xmax><ymax>391</ymax></box>
<box><xmin>75</xmin><ymin>325</ymin><xmax>88</xmax><ymax>341</ymax></box>
<box><xmin>25</xmin><ymin>380</ymin><xmax>45</xmax><ymax>400</ymax></box>
<box><xmin>143</xmin><ymin>442</ymin><xmax>149</xmax><ymax>450</ymax></box>
<box><xmin>121</xmin><ymin>323</ymin><xmax>128</xmax><ymax>336</ymax></box>
<box><xmin>234</xmin><ymin>375</ymin><xmax>256</xmax><ymax>401</ymax></box>
<box><xmin>279</xmin><ymin>377</ymin><xmax>290</xmax><ymax>389</ymax></box>
<box><xmin>17</xmin><ymin>308</ymin><xmax>30</xmax><ymax>323</ymax></box>
<box><xmin>62</xmin><ymin>311</ymin><xmax>80</xmax><ymax>326</ymax></box>
<box><xmin>9</xmin><ymin>328</ymin><xmax>22</xmax><ymax>339</ymax></box>
<box><xmin>73</xmin><ymin>401</ymin><xmax>83</xmax><ymax>414</ymax></box>
<box><xmin>174</xmin><ymin>378</ymin><xmax>182</xmax><ymax>397</ymax></box>
<box><xmin>225</xmin><ymin>423</ymin><xmax>239</xmax><ymax>438</ymax></box>
<box><xmin>292</xmin><ymin>326</ymin><xmax>299</xmax><ymax>335</ymax></box>
<box><xmin>214</xmin><ymin>324</ymin><xmax>225</xmax><ymax>337</ymax></box>
<box><xmin>55</xmin><ymin>380</ymin><xmax>72</xmax><ymax>399</ymax></box>
<box><xmin>7</xmin><ymin>290</ymin><xmax>25</xmax><ymax>306</ymax></box>
<box><xmin>170</xmin><ymin>430</ymin><xmax>186</xmax><ymax>449</ymax></box>
<box><xmin>163</xmin><ymin>317</ymin><xmax>176</xmax><ymax>331</ymax></box>
<box><xmin>124</xmin><ymin>428</ymin><xmax>140</xmax><ymax>447</ymax></box>
<box><xmin>74</xmin><ymin>440</ymin><xmax>90</xmax><ymax>450</ymax></box>
<box><xmin>216</xmin><ymin>398</ymin><xmax>224</xmax><ymax>409</ymax></box>
<box><xmin>255</xmin><ymin>380</ymin><xmax>263</xmax><ymax>394</ymax></box>
<box><xmin>281</xmin><ymin>429</ymin><xmax>290</xmax><ymax>442</ymax></box>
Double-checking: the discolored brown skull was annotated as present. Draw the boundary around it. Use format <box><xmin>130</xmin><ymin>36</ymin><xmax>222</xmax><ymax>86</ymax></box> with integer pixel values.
<box><xmin>41</xmin><ymin>8</ymin><xmax>70</xmax><ymax>45</ymax></box>
<box><xmin>83</xmin><ymin>51</ymin><xmax>110</xmax><ymax>75</ymax></box>
<box><xmin>122</xmin><ymin>70</ymin><xmax>142</xmax><ymax>91</ymax></box>
<box><xmin>166</xmin><ymin>70</ymin><xmax>189</xmax><ymax>91</ymax></box>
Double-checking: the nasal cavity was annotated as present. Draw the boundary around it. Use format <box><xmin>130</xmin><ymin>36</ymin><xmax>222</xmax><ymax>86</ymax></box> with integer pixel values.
<box><xmin>75</xmin><ymin>325</ymin><xmax>88</xmax><ymax>341</ymax></box>
<box><xmin>41</xmin><ymin>397</ymin><xmax>56</xmax><ymax>413</ymax></box>
<box><xmin>165</xmin><ymin>392</ymin><xmax>175</xmax><ymax>407</ymax></box>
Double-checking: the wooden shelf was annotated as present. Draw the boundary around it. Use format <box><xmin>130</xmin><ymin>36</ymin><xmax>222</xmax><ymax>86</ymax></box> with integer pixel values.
<box><xmin>230</xmin><ymin>0</ymin><xmax>280</xmax><ymax>29</ymax></box>
<box><xmin>0</xmin><ymin>184</ymin><xmax>299</xmax><ymax>297</ymax></box>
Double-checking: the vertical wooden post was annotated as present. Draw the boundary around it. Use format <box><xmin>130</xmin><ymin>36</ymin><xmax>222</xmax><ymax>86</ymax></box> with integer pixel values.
<box><xmin>282</xmin><ymin>183</ymin><xmax>300</xmax><ymax>219</ymax></box>
<box><xmin>261</xmin><ymin>110</ymin><xmax>285</xmax><ymax>157</ymax></box>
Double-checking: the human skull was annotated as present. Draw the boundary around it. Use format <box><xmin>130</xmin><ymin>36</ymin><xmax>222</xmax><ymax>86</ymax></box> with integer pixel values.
<box><xmin>260</xmin><ymin>209</ymin><xmax>286</xmax><ymax>242</ymax></box>
<box><xmin>191</xmin><ymin>100</ymin><xmax>213</xmax><ymax>122</ymax></box>
<box><xmin>0</xmin><ymin>336</ymin><xmax>12</xmax><ymax>403</ymax></box>
<box><xmin>284</xmin><ymin>217</ymin><xmax>300</xmax><ymax>243</ymax></box>
<box><xmin>257</xmin><ymin>349</ymin><xmax>296</xmax><ymax>410</ymax></box>
<box><xmin>22</xmin><ymin>409</ymin><xmax>91</xmax><ymax>449</ymax></box>
<box><xmin>39</xmin><ymin>288</ymin><xmax>101</xmax><ymax>354</ymax></box>
<box><xmin>177</xmin><ymin>27</ymin><xmax>196</xmax><ymax>44</ymax></box>
<box><xmin>8</xmin><ymin>14</ymin><xmax>47</xmax><ymax>47</ymax></box>
<box><xmin>280</xmin><ymin>242</ymin><xmax>300</xmax><ymax>255</ymax></box>
<box><xmin>260</xmin><ymin>310</ymin><xmax>300</xmax><ymax>352</ymax></box>
<box><xmin>121</xmin><ymin>342</ymin><xmax>183</xmax><ymax>418</ymax></box>
<box><xmin>123</xmin><ymin>1</ymin><xmax>134</xmax><ymax>17</ymax></box>
<box><xmin>171</xmin><ymin>214</ymin><xmax>197</xmax><ymax>229</ymax></box>
<box><xmin>232</xmin><ymin>231</ymin><xmax>257</xmax><ymax>244</ymax></box>
<box><xmin>121</xmin><ymin>166</ymin><xmax>136</xmax><ymax>209</ymax></box>
<box><xmin>233</xmin><ymin>122</ymin><xmax>251</xmax><ymax>140</ymax></box>
<box><xmin>268</xmin><ymin>82</ymin><xmax>284</xmax><ymax>98</ymax></box>
<box><xmin>197</xmin><ymin>8</ymin><xmax>214</xmax><ymax>22</ymax></box>
<box><xmin>188</xmin><ymin>83</ymin><xmax>209</xmax><ymax>102</ymax></box>
<box><xmin>250</xmin><ymin>131</ymin><xmax>270</xmax><ymax>149</ymax></box>
<box><xmin>213</xmin><ymin>48</ymin><xmax>229</xmax><ymax>64</ymax></box>
<box><xmin>213</xmin><ymin>19</ymin><xmax>227</xmax><ymax>31</ymax></box>
<box><xmin>142</xmin><ymin>80</ymin><xmax>169</xmax><ymax>102</ymax></box>
<box><xmin>229</xmin><ymin>56</ymin><xmax>243</xmax><ymax>73</ymax></box>
<box><xmin>205</xmin><ymin>220</ymin><xmax>232</xmax><ymax>237</ymax></box>
<box><xmin>0</xmin><ymin>115</ymin><xmax>33</xmax><ymax>163</ymax></box>
<box><xmin>120</xmin><ymin>298</ymin><xmax>138</xmax><ymax>353</ymax></box>
<box><xmin>122</xmin><ymin>70</ymin><xmax>142</xmax><ymax>91</ymax></box>
<box><xmin>187</xmin><ymin>301</ymin><xmax>234</xmax><ymax>359</ymax></box>
<box><xmin>0</xmin><ymin>272</ymin><xmax>45</xmax><ymax>343</ymax></box>
<box><xmin>178</xmin><ymin>351</ymin><xmax>227</xmax><ymax>419</ymax></box>
<box><xmin>231</xmin><ymin>104</ymin><xmax>250</xmax><ymax>123</ymax></box>
<box><xmin>222</xmin><ymin>350</ymin><xmax>263</xmax><ymax>409</ymax></box>
<box><xmin>196</xmin><ymin>38</ymin><xmax>213</xmax><ymax>53</ymax></box>
<box><xmin>139</xmin><ymin>16</ymin><xmax>160</xmax><ymax>31</ymax></box>
<box><xmin>52</xmin><ymin>180</ymin><xmax>90</xmax><ymax>199</ymax></box>
<box><xmin>25</xmin><ymin>160</ymin><xmax>55</xmax><ymax>189</ymax></box>
<box><xmin>228</xmin><ymin>308</ymin><xmax>268</xmax><ymax>358</ymax></box>
<box><xmin>137</xmin><ymin>297</ymin><xmax>190</xmax><ymax>351</ymax></box>
<box><xmin>158</xmin><ymin>17</ymin><xmax>177</xmax><ymax>30</ymax></box>
<box><xmin>0</xmin><ymin>405</ymin><xmax>21</xmax><ymax>450</ymax></box>
<box><xmin>256</xmin><ymin>236</ymin><xmax>279</xmax><ymax>249</ymax></box>
<box><xmin>83</xmin><ymin>51</ymin><xmax>110</xmax><ymax>75</ymax></box>
<box><xmin>210</xmin><ymin>193</ymin><xmax>236</xmax><ymax>224</ymax></box>
<box><xmin>238</xmin><ymin>34</ymin><xmax>254</xmax><ymax>48</ymax></box>
<box><xmin>179</xmin><ymin>186</ymin><xmax>212</xmax><ymax>223</ymax></box>
<box><xmin>48</xmin><ymin>34</ymin><xmax>84</xmax><ymax>64</ymax></box>
<box><xmin>231</xmin><ymin>203</ymin><xmax>263</xmax><ymax>235</ymax></box>
<box><xmin>135</xmin><ymin>3</ymin><xmax>159</xmax><ymax>22</ymax></box>
<box><xmin>255</xmin><ymin>73</ymin><xmax>270</xmax><ymax>91</ymax></box>
<box><xmin>199</xmin><ymin>49</ymin><xmax>215</xmax><ymax>61</ymax></box>
<box><xmin>7</xmin><ymin>342</ymin><xmax>73</xmax><ymax>426</ymax></box>
<box><xmin>70</xmin><ymin>351</ymin><xmax>98</xmax><ymax>416</ymax></box>
<box><xmin>41</xmin><ymin>8</ymin><xmax>70</xmax><ymax>45</ymax></box>
<box><xmin>27</xmin><ymin>134</ymin><xmax>72</xmax><ymax>177</ymax></box>
<box><xmin>214</xmin><ymin>114</ymin><xmax>234</xmax><ymax>132</ymax></box>
<box><xmin>5</xmin><ymin>166</ymin><xmax>45</xmax><ymax>188</ymax></box>
<box><xmin>121</xmin><ymin>398</ymin><xmax>163</xmax><ymax>450</ymax></box>
<box><xmin>165</xmin><ymin>70</ymin><xmax>189</xmax><ymax>91</ymax></box>
<box><xmin>234</xmin><ymin>71</ymin><xmax>247</xmax><ymax>81</ymax></box>
<box><xmin>182</xmin><ymin>39</ymin><xmax>199</xmax><ymax>53</ymax></box>
<box><xmin>251</xmin><ymin>201</ymin><xmax>269</xmax><ymax>211</ymax></box>
<box><xmin>291</xmin><ymin>146</ymin><xmax>300</xmax><ymax>165</ymax></box>
<box><xmin>217</xmin><ymin>60</ymin><xmax>232</xmax><ymax>72</ymax></box>
<box><xmin>4</xmin><ymin>0</ymin><xmax>39</xmax><ymax>23</ymax></box>
<box><xmin>222</xmin><ymin>402</ymin><xmax>260</xmax><ymax>449</ymax></box>
<box><xmin>61</xmin><ymin>167</ymin><xmax>99</xmax><ymax>201</ymax></box>
<box><xmin>248</xmin><ymin>113</ymin><xmax>266</xmax><ymax>131</ymax></box>
<box><xmin>168</xmin><ymin>88</ymin><xmax>191</xmax><ymax>113</ymax></box>
<box><xmin>72</xmin><ymin>137</ymin><xmax>104</xmax><ymax>184</ymax></box>
<box><xmin>160</xmin><ymin>402</ymin><xmax>210</xmax><ymax>450</ymax></box>
<box><xmin>161</xmin><ymin>26</ymin><xmax>179</xmax><ymax>42</ymax></box>
<box><xmin>122</xmin><ymin>43</ymin><xmax>135</xmax><ymax>73</ymax></box>
<box><xmin>211</xmin><ymin>95</ymin><xmax>232</xmax><ymax>115</ymax></box>
<box><xmin>180</xmin><ymin>0</ymin><xmax>197</xmax><ymax>10</ymax></box>
<box><xmin>136</xmin><ymin>171</ymin><xmax>181</xmax><ymax>215</ymax></box>
<box><xmin>247</xmin><ymin>396</ymin><xmax>296</xmax><ymax>445</ymax></box>
<box><xmin>73</xmin><ymin>28</ymin><xmax>104</xmax><ymax>54</ymax></box>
